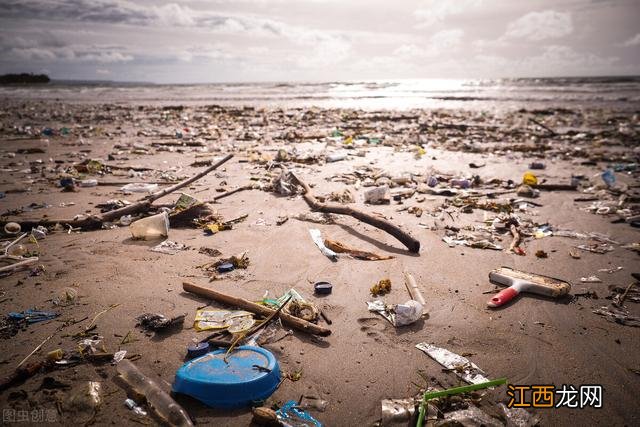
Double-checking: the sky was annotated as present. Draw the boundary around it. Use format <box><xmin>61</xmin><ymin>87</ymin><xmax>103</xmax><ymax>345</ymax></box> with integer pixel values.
<box><xmin>0</xmin><ymin>0</ymin><xmax>639</xmax><ymax>83</ymax></box>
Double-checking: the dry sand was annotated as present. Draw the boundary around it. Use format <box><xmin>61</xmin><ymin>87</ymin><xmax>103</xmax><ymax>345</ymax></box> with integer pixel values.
<box><xmin>0</xmin><ymin>101</ymin><xmax>638</xmax><ymax>426</ymax></box>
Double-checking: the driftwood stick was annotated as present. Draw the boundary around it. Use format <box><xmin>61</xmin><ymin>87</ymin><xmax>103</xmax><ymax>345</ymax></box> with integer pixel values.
<box><xmin>529</xmin><ymin>118</ymin><xmax>557</xmax><ymax>136</ymax></box>
<box><xmin>533</xmin><ymin>184</ymin><xmax>577</xmax><ymax>191</ymax></box>
<box><xmin>144</xmin><ymin>154</ymin><xmax>233</xmax><ymax>203</ymax></box>
<box><xmin>182</xmin><ymin>281</ymin><xmax>331</xmax><ymax>337</ymax></box>
<box><xmin>288</xmin><ymin>172</ymin><xmax>420</xmax><ymax>253</ymax></box>
<box><xmin>207</xmin><ymin>184</ymin><xmax>253</xmax><ymax>203</ymax></box>
<box><xmin>2</xmin><ymin>154</ymin><xmax>234</xmax><ymax>230</ymax></box>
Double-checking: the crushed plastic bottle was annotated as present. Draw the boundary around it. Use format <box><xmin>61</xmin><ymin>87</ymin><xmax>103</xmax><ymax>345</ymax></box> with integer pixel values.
<box><xmin>116</xmin><ymin>359</ymin><xmax>193</xmax><ymax>427</ymax></box>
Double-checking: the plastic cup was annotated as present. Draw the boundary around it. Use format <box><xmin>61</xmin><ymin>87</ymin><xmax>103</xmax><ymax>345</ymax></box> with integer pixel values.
<box><xmin>129</xmin><ymin>212</ymin><xmax>169</xmax><ymax>240</ymax></box>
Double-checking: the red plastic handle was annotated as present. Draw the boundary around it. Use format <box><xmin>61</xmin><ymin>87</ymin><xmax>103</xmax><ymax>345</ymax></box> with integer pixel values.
<box><xmin>487</xmin><ymin>287</ymin><xmax>519</xmax><ymax>308</ymax></box>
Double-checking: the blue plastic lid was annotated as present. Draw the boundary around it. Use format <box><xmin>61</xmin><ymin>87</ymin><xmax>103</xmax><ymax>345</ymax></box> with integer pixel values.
<box><xmin>217</xmin><ymin>262</ymin><xmax>235</xmax><ymax>273</ymax></box>
<box><xmin>172</xmin><ymin>345</ymin><xmax>280</xmax><ymax>408</ymax></box>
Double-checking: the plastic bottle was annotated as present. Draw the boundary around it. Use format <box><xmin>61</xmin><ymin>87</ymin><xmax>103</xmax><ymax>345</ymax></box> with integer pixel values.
<box><xmin>129</xmin><ymin>212</ymin><xmax>169</xmax><ymax>240</ymax></box>
<box><xmin>79</xmin><ymin>179</ymin><xmax>98</xmax><ymax>187</ymax></box>
<box><xmin>116</xmin><ymin>359</ymin><xmax>193</xmax><ymax>427</ymax></box>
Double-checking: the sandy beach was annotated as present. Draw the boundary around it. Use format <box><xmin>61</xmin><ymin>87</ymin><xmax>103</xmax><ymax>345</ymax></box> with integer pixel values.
<box><xmin>0</xmin><ymin>99</ymin><xmax>638</xmax><ymax>426</ymax></box>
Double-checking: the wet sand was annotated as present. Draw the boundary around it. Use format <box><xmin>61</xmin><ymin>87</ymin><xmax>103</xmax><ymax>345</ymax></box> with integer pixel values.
<box><xmin>0</xmin><ymin>100</ymin><xmax>638</xmax><ymax>426</ymax></box>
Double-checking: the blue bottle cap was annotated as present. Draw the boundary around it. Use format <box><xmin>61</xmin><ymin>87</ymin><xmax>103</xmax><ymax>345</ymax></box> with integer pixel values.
<box><xmin>187</xmin><ymin>342</ymin><xmax>210</xmax><ymax>359</ymax></box>
<box><xmin>217</xmin><ymin>262</ymin><xmax>235</xmax><ymax>273</ymax></box>
<box><xmin>314</xmin><ymin>281</ymin><xmax>332</xmax><ymax>295</ymax></box>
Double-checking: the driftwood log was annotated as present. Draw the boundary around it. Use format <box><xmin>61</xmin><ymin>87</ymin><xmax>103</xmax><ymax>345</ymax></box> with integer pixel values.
<box><xmin>182</xmin><ymin>281</ymin><xmax>331</xmax><ymax>337</ymax></box>
<box><xmin>1</xmin><ymin>154</ymin><xmax>233</xmax><ymax>230</ymax></box>
<box><xmin>288</xmin><ymin>172</ymin><xmax>420</xmax><ymax>253</ymax></box>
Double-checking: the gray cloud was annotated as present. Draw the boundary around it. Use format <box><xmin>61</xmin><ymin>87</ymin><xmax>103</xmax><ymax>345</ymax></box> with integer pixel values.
<box><xmin>0</xmin><ymin>0</ymin><xmax>638</xmax><ymax>82</ymax></box>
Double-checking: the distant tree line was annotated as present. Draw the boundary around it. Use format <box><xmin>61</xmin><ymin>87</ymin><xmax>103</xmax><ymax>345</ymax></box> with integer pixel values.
<box><xmin>0</xmin><ymin>73</ymin><xmax>50</xmax><ymax>84</ymax></box>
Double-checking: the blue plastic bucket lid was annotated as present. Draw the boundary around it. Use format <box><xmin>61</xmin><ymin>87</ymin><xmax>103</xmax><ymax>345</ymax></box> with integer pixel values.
<box><xmin>172</xmin><ymin>345</ymin><xmax>280</xmax><ymax>408</ymax></box>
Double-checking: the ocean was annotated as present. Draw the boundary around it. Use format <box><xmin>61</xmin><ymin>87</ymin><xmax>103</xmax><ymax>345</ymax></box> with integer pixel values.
<box><xmin>1</xmin><ymin>76</ymin><xmax>639</xmax><ymax>111</ymax></box>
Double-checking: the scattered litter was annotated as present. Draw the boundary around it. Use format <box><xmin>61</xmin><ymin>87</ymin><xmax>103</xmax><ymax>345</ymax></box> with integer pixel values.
<box><xmin>364</xmin><ymin>186</ymin><xmax>390</xmax><ymax>205</ymax></box>
<box><xmin>309</xmin><ymin>229</ymin><xmax>337</xmax><ymax>260</ymax></box>
<box><xmin>193</xmin><ymin>309</ymin><xmax>254</xmax><ymax>332</ymax></box>
<box><xmin>581</xmin><ymin>276</ymin><xmax>602</xmax><ymax>283</ymax></box>
<box><xmin>124</xmin><ymin>398</ymin><xmax>148</xmax><ymax>417</ymax></box>
<box><xmin>592</xmin><ymin>306</ymin><xmax>640</xmax><ymax>327</ymax></box>
<box><xmin>130</xmin><ymin>212</ymin><xmax>169</xmax><ymax>240</ymax></box>
<box><xmin>324</xmin><ymin>239</ymin><xmax>393</xmax><ymax>261</ymax></box>
<box><xmin>415</xmin><ymin>343</ymin><xmax>490</xmax><ymax>384</ymax></box>
<box><xmin>112</xmin><ymin>350</ymin><xmax>127</xmax><ymax>364</ymax></box>
<box><xmin>118</xmin><ymin>359</ymin><xmax>193</xmax><ymax>426</ymax></box>
<box><xmin>370</xmin><ymin>278</ymin><xmax>391</xmax><ymax>296</ymax></box>
<box><xmin>120</xmin><ymin>183</ymin><xmax>159</xmax><ymax>193</ymax></box>
<box><xmin>150</xmin><ymin>240</ymin><xmax>188</xmax><ymax>255</ymax></box>
<box><xmin>314</xmin><ymin>281</ymin><xmax>332</xmax><ymax>295</ymax></box>
<box><xmin>498</xmin><ymin>402</ymin><xmax>541</xmax><ymax>427</ymax></box>
<box><xmin>276</xmin><ymin>399</ymin><xmax>323</xmax><ymax>427</ymax></box>
<box><xmin>136</xmin><ymin>313</ymin><xmax>185</xmax><ymax>331</ymax></box>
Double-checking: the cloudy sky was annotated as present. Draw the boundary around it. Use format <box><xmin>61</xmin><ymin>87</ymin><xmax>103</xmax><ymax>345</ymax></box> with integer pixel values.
<box><xmin>0</xmin><ymin>0</ymin><xmax>638</xmax><ymax>83</ymax></box>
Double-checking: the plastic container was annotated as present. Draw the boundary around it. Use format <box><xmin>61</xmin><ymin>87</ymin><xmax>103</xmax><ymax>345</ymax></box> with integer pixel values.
<box><xmin>172</xmin><ymin>346</ymin><xmax>280</xmax><ymax>408</ymax></box>
<box><xmin>129</xmin><ymin>212</ymin><xmax>169</xmax><ymax>240</ymax></box>
<box><xmin>117</xmin><ymin>359</ymin><xmax>193</xmax><ymax>427</ymax></box>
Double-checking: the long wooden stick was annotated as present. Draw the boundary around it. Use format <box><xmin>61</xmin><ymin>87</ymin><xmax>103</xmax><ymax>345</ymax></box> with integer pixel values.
<box><xmin>288</xmin><ymin>172</ymin><xmax>420</xmax><ymax>253</ymax></box>
<box><xmin>2</xmin><ymin>154</ymin><xmax>233</xmax><ymax>230</ymax></box>
<box><xmin>182</xmin><ymin>281</ymin><xmax>331</xmax><ymax>337</ymax></box>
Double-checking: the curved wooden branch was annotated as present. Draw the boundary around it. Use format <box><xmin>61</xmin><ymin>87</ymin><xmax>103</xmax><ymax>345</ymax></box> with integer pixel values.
<box><xmin>288</xmin><ymin>172</ymin><xmax>420</xmax><ymax>253</ymax></box>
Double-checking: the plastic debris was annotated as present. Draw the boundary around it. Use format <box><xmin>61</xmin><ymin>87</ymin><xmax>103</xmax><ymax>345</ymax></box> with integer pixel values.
<box><xmin>136</xmin><ymin>313</ymin><xmax>185</xmax><ymax>331</ymax></box>
<box><xmin>150</xmin><ymin>240</ymin><xmax>188</xmax><ymax>255</ymax></box>
<box><xmin>129</xmin><ymin>212</ymin><xmax>170</xmax><ymax>240</ymax></box>
<box><xmin>498</xmin><ymin>402</ymin><xmax>541</xmax><ymax>427</ymax></box>
<box><xmin>381</xmin><ymin>398</ymin><xmax>416</xmax><ymax>425</ymax></box>
<box><xmin>120</xmin><ymin>183</ymin><xmax>159</xmax><ymax>193</ymax></box>
<box><xmin>118</xmin><ymin>359</ymin><xmax>193</xmax><ymax>426</ymax></box>
<box><xmin>443</xmin><ymin>406</ymin><xmax>502</xmax><ymax>426</ymax></box>
<box><xmin>309</xmin><ymin>229</ymin><xmax>338</xmax><ymax>260</ymax></box>
<box><xmin>276</xmin><ymin>400</ymin><xmax>323</xmax><ymax>427</ymax></box>
<box><xmin>113</xmin><ymin>350</ymin><xmax>127</xmax><ymax>364</ymax></box>
<box><xmin>522</xmin><ymin>171</ymin><xmax>538</xmax><ymax>186</ymax></box>
<box><xmin>415</xmin><ymin>343</ymin><xmax>490</xmax><ymax>384</ymax></box>
<box><xmin>125</xmin><ymin>398</ymin><xmax>148</xmax><ymax>417</ymax></box>
<box><xmin>364</xmin><ymin>186</ymin><xmax>390</xmax><ymax>205</ymax></box>
<box><xmin>193</xmin><ymin>309</ymin><xmax>254</xmax><ymax>331</ymax></box>
<box><xmin>580</xmin><ymin>276</ymin><xmax>602</xmax><ymax>283</ymax></box>
<box><xmin>592</xmin><ymin>306</ymin><xmax>640</xmax><ymax>327</ymax></box>
<box><xmin>601</xmin><ymin>169</ymin><xmax>616</xmax><ymax>187</ymax></box>
<box><xmin>66</xmin><ymin>381</ymin><xmax>102</xmax><ymax>423</ymax></box>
